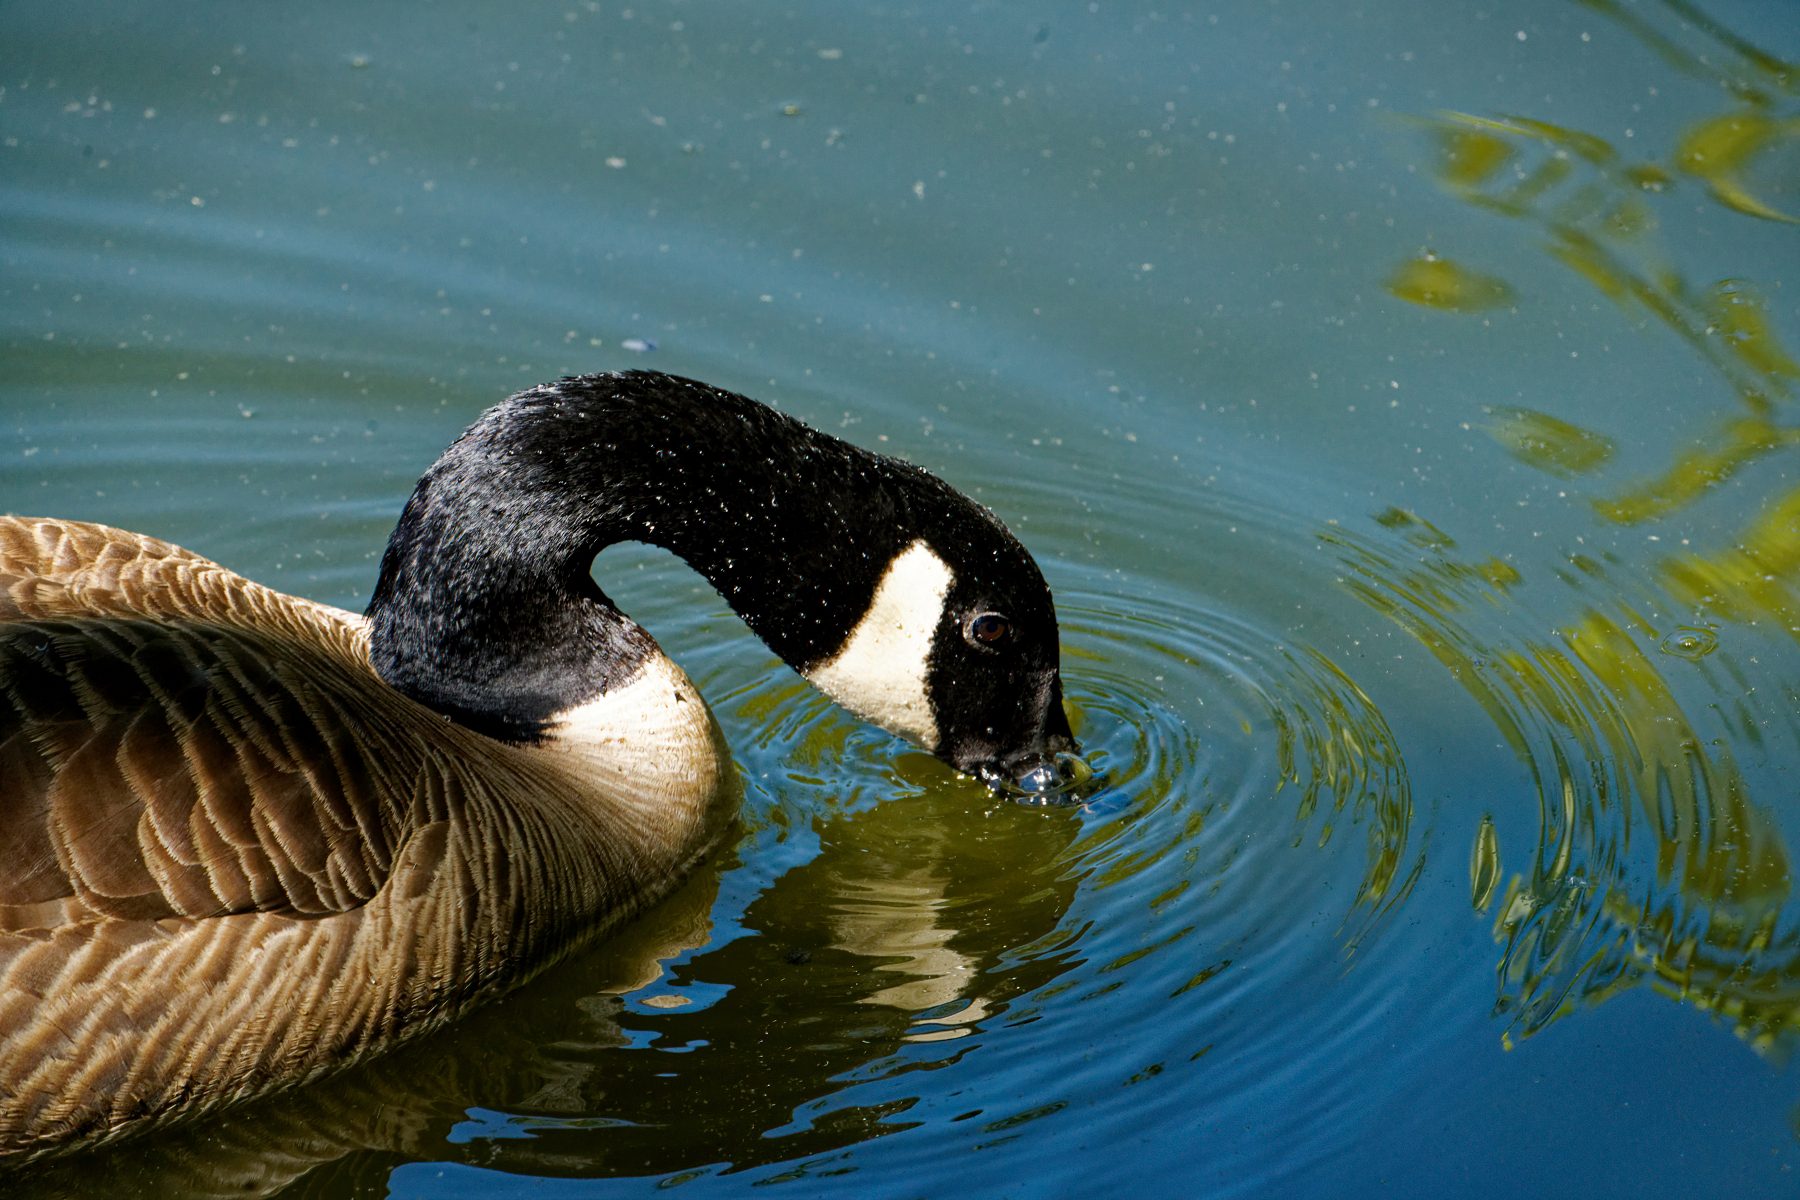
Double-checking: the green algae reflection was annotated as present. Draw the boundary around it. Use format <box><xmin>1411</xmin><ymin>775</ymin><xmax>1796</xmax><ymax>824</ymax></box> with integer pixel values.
<box><xmin>1485</xmin><ymin>407</ymin><xmax>1617</xmax><ymax>479</ymax></box>
<box><xmin>1396</xmin><ymin>0</ymin><xmax>1800</xmax><ymax>533</ymax></box>
<box><xmin>1367</xmin><ymin>8</ymin><xmax>1800</xmax><ymax>1051</ymax></box>
<box><xmin>1331</xmin><ymin>511</ymin><xmax>1798</xmax><ymax>1053</ymax></box>
<box><xmin>1385</xmin><ymin>254</ymin><xmax>1515</xmax><ymax>313</ymax></box>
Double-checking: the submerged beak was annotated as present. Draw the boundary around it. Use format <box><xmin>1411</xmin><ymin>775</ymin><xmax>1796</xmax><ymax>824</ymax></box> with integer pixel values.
<box><xmin>997</xmin><ymin>749</ymin><xmax>1090</xmax><ymax>794</ymax></box>
<box><xmin>973</xmin><ymin>695</ymin><xmax>1094</xmax><ymax>802</ymax></box>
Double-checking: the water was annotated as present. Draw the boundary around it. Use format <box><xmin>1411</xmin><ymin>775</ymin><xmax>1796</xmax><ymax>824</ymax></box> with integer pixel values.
<box><xmin>5</xmin><ymin>0</ymin><xmax>1800</xmax><ymax>1195</ymax></box>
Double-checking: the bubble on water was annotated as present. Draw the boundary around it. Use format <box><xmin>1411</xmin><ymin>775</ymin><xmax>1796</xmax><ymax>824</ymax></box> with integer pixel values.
<box><xmin>1659</xmin><ymin>625</ymin><xmax>1718</xmax><ymax>660</ymax></box>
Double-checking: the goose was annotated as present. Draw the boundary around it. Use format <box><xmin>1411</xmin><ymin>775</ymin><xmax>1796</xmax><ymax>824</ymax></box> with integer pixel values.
<box><xmin>0</xmin><ymin>370</ymin><xmax>1078</xmax><ymax>1161</ymax></box>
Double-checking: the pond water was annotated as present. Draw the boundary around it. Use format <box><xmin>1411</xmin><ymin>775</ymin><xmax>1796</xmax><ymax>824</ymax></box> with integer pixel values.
<box><xmin>5</xmin><ymin>0</ymin><xmax>1800</xmax><ymax>1196</ymax></box>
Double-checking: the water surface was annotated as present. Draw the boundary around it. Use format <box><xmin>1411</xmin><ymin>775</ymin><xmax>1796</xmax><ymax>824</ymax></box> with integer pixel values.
<box><xmin>5</xmin><ymin>0</ymin><xmax>1800</xmax><ymax>1196</ymax></box>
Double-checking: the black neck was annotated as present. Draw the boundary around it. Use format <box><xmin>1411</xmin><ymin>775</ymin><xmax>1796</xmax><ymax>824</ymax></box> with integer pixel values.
<box><xmin>364</xmin><ymin>372</ymin><xmax>1004</xmax><ymax>740</ymax></box>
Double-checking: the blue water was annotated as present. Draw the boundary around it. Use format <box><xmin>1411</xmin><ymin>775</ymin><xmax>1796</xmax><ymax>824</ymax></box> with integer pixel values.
<box><xmin>6</xmin><ymin>1</ymin><xmax>1800</xmax><ymax>1196</ymax></box>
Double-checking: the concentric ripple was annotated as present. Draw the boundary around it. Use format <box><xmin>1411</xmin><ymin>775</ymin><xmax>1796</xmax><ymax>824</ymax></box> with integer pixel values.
<box><xmin>1326</xmin><ymin>513</ymin><xmax>1800</xmax><ymax>1052</ymax></box>
<box><xmin>1048</xmin><ymin>581</ymin><xmax>1415</xmax><ymax>928</ymax></box>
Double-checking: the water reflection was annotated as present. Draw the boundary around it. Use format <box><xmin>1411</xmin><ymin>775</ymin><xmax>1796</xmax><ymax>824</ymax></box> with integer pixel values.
<box><xmin>1485</xmin><ymin>407</ymin><xmax>1616</xmax><ymax>478</ymax></box>
<box><xmin>1054</xmin><ymin>596</ymin><xmax>1418</xmax><ymax>952</ymax></box>
<box><xmin>1362</xmin><ymin>0</ymin><xmax>1800</xmax><ymax>1054</ymax></box>
<box><xmin>1392</xmin><ymin>1</ymin><xmax>1800</xmax><ymax>522</ymax></box>
<box><xmin>1399</xmin><ymin>105</ymin><xmax>1798</xmax><ymax>424</ymax></box>
<box><xmin>1659</xmin><ymin>484</ymin><xmax>1800</xmax><ymax>633</ymax></box>
<box><xmin>1331</xmin><ymin>512</ymin><xmax>1799</xmax><ymax>1051</ymax></box>
<box><xmin>1385</xmin><ymin>252</ymin><xmax>1515</xmax><ymax>313</ymax></box>
<box><xmin>11</xmin><ymin>0</ymin><xmax>1799</xmax><ymax>1188</ymax></box>
<box><xmin>7</xmin><ymin>856</ymin><xmax>727</xmax><ymax>1198</ymax></box>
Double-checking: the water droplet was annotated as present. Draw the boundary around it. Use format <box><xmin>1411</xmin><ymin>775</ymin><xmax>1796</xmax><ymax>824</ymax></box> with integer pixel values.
<box><xmin>1659</xmin><ymin>625</ymin><xmax>1718</xmax><ymax>660</ymax></box>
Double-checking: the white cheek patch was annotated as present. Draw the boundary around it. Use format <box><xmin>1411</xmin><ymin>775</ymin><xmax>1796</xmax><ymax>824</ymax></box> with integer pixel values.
<box><xmin>805</xmin><ymin>539</ymin><xmax>953</xmax><ymax>750</ymax></box>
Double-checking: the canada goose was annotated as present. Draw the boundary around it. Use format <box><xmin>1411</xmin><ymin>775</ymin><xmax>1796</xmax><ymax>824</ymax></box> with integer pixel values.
<box><xmin>0</xmin><ymin>370</ymin><xmax>1078</xmax><ymax>1160</ymax></box>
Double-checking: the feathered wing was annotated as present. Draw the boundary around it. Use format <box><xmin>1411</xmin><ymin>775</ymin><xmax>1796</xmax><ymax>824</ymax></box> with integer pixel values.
<box><xmin>0</xmin><ymin>521</ymin><xmax>516</xmax><ymax>1154</ymax></box>
<box><xmin>0</xmin><ymin>519</ymin><xmax>428</xmax><ymax>927</ymax></box>
<box><xmin>0</xmin><ymin>617</ymin><xmax>404</xmax><ymax>926</ymax></box>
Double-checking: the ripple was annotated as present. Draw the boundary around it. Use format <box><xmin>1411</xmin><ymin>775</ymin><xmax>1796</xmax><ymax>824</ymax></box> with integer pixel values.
<box><xmin>0</xmin><ymin>510</ymin><xmax>1457</xmax><ymax>1196</ymax></box>
<box><xmin>1658</xmin><ymin>624</ymin><xmax>1719</xmax><ymax>660</ymax></box>
<box><xmin>1326</xmin><ymin>512</ymin><xmax>1800</xmax><ymax>1051</ymax></box>
<box><xmin>1050</xmin><ymin>584</ymin><xmax>1414</xmax><ymax>922</ymax></box>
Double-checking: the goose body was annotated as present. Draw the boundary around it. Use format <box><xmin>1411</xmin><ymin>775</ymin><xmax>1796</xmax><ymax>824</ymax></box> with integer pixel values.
<box><xmin>0</xmin><ymin>371</ymin><xmax>1074</xmax><ymax>1160</ymax></box>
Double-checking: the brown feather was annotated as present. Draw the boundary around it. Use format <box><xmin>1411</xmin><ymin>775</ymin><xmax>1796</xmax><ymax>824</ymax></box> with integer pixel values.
<box><xmin>0</xmin><ymin>517</ymin><xmax>735</xmax><ymax>1160</ymax></box>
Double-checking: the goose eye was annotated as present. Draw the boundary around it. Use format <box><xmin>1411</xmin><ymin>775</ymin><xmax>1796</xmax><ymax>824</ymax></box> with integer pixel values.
<box><xmin>966</xmin><ymin>612</ymin><xmax>1011</xmax><ymax>646</ymax></box>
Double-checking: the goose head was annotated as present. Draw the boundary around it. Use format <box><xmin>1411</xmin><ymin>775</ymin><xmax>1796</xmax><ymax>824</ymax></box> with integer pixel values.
<box><xmin>365</xmin><ymin>371</ymin><xmax>1079</xmax><ymax>794</ymax></box>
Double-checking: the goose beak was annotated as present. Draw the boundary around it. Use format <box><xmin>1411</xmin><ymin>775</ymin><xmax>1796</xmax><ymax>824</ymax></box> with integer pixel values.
<box><xmin>977</xmin><ymin>747</ymin><xmax>1095</xmax><ymax>802</ymax></box>
<box><xmin>974</xmin><ymin>694</ymin><xmax>1094</xmax><ymax>801</ymax></box>
<box><xmin>1010</xmin><ymin>748</ymin><xmax>1092</xmax><ymax>792</ymax></box>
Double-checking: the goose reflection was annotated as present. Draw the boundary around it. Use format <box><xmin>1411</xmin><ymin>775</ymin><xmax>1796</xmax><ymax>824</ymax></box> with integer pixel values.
<box><xmin>828</xmin><ymin>865</ymin><xmax>991</xmax><ymax>1038</ymax></box>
